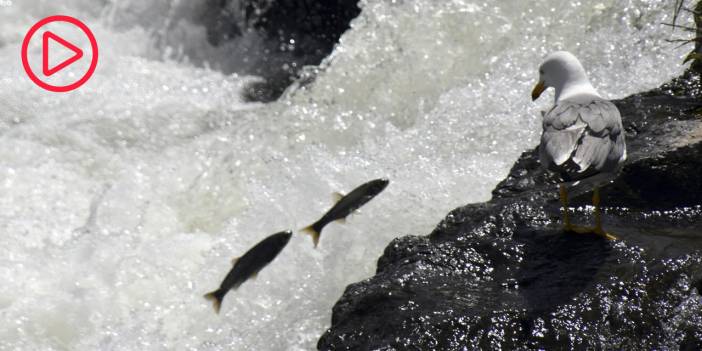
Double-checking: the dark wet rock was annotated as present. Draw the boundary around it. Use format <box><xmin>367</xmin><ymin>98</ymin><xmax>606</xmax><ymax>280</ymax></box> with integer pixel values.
<box><xmin>318</xmin><ymin>73</ymin><xmax>702</xmax><ymax>349</ymax></box>
<box><xmin>201</xmin><ymin>0</ymin><xmax>361</xmax><ymax>102</ymax></box>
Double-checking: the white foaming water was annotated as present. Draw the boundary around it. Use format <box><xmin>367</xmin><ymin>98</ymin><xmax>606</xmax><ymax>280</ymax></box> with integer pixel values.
<box><xmin>0</xmin><ymin>0</ymin><xmax>689</xmax><ymax>349</ymax></box>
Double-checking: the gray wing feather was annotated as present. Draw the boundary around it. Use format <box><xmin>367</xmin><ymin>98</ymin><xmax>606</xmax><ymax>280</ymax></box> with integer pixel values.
<box><xmin>578</xmin><ymin>103</ymin><xmax>606</xmax><ymax>133</ymax></box>
<box><xmin>548</xmin><ymin>103</ymin><xmax>579</xmax><ymax>129</ymax></box>
<box><xmin>608</xmin><ymin>131</ymin><xmax>626</xmax><ymax>165</ymax></box>
<box><xmin>540</xmin><ymin>123</ymin><xmax>586</xmax><ymax>166</ymax></box>
<box><xmin>572</xmin><ymin>133</ymin><xmax>611</xmax><ymax>170</ymax></box>
<box><xmin>540</xmin><ymin>98</ymin><xmax>626</xmax><ymax>178</ymax></box>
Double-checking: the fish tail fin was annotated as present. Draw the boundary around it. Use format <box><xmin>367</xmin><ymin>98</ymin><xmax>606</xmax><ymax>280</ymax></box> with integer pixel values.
<box><xmin>204</xmin><ymin>289</ymin><xmax>223</xmax><ymax>314</ymax></box>
<box><xmin>301</xmin><ymin>225</ymin><xmax>321</xmax><ymax>248</ymax></box>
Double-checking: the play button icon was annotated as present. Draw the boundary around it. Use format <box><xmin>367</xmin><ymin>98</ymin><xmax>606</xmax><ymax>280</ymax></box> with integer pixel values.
<box><xmin>42</xmin><ymin>31</ymin><xmax>84</xmax><ymax>77</ymax></box>
<box><xmin>21</xmin><ymin>15</ymin><xmax>98</xmax><ymax>92</ymax></box>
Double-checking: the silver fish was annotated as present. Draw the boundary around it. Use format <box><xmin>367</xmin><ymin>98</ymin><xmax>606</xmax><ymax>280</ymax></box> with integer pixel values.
<box><xmin>204</xmin><ymin>230</ymin><xmax>292</xmax><ymax>314</ymax></box>
<box><xmin>302</xmin><ymin>178</ymin><xmax>389</xmax><ymax>247</ymax></box>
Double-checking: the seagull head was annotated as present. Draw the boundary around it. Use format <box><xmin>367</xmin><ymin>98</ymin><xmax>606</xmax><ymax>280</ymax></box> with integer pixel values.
<box><xmin>532</xmin><ymin>51</ymin><xmax>598</xmax><ymax>103</ymax></box>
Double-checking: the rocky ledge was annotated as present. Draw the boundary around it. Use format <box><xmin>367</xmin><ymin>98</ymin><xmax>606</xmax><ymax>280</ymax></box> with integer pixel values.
<box><xmin>318</xmin><ymin>72</ymin><xmax>702</xmax><ymax>349</ymax></box>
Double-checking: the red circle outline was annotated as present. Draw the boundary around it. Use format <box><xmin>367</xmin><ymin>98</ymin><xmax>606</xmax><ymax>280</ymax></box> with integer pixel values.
<box><xmin>21</xmin><ymin>15</ymin><xmax>99</xmax><ymax>93</ymax></box>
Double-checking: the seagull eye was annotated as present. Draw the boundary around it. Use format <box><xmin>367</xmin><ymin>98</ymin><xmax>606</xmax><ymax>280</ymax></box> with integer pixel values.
<box><xmin>539</xmin><ymin>69</ymin><xmax>544</xmax><ymax>75</ymax></box>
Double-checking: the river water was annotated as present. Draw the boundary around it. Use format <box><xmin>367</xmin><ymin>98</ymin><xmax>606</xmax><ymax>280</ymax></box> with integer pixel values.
<box><xmin>0</xmin><ymin>0</ymin><xmax>689</xmax><ymax>350</ymax></box>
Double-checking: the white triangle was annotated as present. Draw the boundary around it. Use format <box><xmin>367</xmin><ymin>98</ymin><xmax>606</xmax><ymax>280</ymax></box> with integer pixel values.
<box><xmin>49</xmin><ymin>39</ymin><xmax>75</xmax><ymax>67</ymax></box>
<box><xmin>48</xmin><ymin>36</ymin><xmax>77</xmax><ymax>70</ymax></box>
<box><xmin>42</xmin><ymin>31</ymin><xmax>84</xmax><ymax>77</ymax></box>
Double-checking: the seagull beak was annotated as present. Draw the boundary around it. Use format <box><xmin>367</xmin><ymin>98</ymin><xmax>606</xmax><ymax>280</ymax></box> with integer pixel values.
<box><xmin>531</xmin><ymin>81</ymin><xmax>546</xmax><ymax>101</ymax></box>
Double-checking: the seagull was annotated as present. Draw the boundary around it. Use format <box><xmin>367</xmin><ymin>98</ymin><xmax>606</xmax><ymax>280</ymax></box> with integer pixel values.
<box><xmin>531</xmin><ymin>51</ymin><xmax>626</xmax><ymax>240</ymax></box>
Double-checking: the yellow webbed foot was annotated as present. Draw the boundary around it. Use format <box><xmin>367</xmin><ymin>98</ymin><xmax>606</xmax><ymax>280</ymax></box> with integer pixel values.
<box><xmin>563</xmin><ymin>224</ymin><xmax>589</xmax><ymax>234</ymax></box>
<box><xmin>558</xmin><ymin>185</ymin><xmax>617</xmax><ymax>241</ymax></box>
<box><xmin>563</xmin><ymin>224</ymin><xmax>617</xmax><ymax>240</ymax></box>
<box><xmin>592</xmin><ymin>227</ymin><xmax>618</xmax><ymax>241</ymax></box>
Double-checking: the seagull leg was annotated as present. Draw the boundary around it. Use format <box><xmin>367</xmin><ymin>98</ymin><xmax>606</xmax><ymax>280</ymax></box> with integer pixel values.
<box><xmin>559</xmin><ymin>184</ymin><xmax>574</xmax><ymax>231</ymax></box>
<box><xmin>593</xmin><ymin>187</ymin><xmax>602</xmax><ymax>230</ymax></box>
<box><xmin>559</xmin><ymin>184</ymin><xmax>611</xmax><ymax>237</ymax></box>
<box><xmin>591</xmin><ymin>186</ymin><xmax>617</xmax><ymax>240</ymax></box>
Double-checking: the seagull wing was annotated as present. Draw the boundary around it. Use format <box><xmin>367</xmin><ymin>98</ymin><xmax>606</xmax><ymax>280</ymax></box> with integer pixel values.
<box><xmin>540</xmin><ymin>98</ymin><xmax>626</xmax><ymax>179</ymax></box>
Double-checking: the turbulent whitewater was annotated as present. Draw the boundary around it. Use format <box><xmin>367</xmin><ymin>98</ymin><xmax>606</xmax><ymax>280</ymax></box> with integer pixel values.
<box><xmin>0</xmin><ymin>0</ymin><xmax>690</xmax><ymax>350</ymax></box>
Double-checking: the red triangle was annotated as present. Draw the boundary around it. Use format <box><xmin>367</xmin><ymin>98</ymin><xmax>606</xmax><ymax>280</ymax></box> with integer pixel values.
<box><xmin>42</xmin><ymin>31</ymin><xmax>84</xmax><ymax>77</ymax></box>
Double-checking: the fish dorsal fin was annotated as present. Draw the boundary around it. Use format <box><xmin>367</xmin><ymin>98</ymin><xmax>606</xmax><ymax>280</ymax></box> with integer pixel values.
<box><xmin>231</xmin><ymin>257</ymin><xmax>240</xmax><ymax>266</ymax></box>
<box><xmin>332</xmin><ymin>192</ymin><xmax>345</xmax><ymax>202</ymax></box>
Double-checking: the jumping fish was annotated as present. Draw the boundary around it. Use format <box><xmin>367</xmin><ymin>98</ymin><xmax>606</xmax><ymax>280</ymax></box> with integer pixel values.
<box><xmin>302</xmin><ymin>178</ymin><xmax>389</xmax><ymax>247</ymax></box>
<box><xmin>204</xmin><ymin>230</ymin><xmax>292</xmax><ymax>314</ymax></box>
